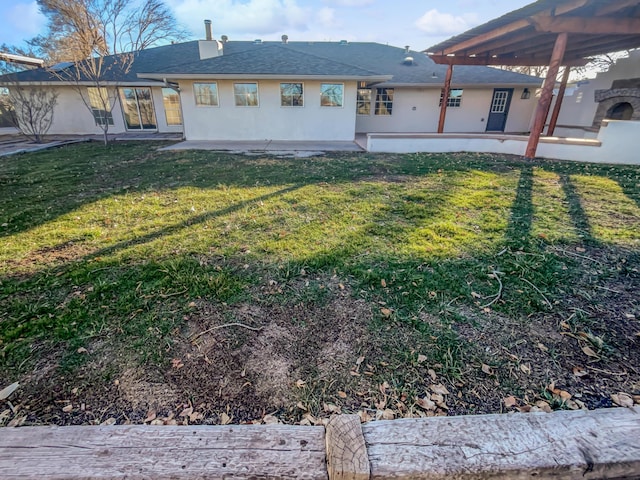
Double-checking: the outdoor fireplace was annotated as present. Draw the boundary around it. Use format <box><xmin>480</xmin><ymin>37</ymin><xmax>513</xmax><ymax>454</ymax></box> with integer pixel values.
<box><xmin>593</xmin><ymin>78</ymin><xmax>640</xmax><ymax>127</ymax></box>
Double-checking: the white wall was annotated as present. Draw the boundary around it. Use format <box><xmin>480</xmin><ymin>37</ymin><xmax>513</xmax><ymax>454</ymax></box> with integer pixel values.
<box><xmin>366</xmin><ymin>120</ymin><xmax>638</xmax><ymax>165</ymax></box>
<box><xmin>14</xmin><ymin>85</ymin><xmax>182</xmax><ymax>135</ymax></box>
<box><xmin>355</xmin><ymin>86</ymin><xmax>537</xmax><ymax>134</ymax></box>
<box><xmin>179</xmin><ymin>79</ymin><xmax>358</xmax><ymax>141</ymax></box>
<box><xmin>555</xmin><ymin>51</ymin><xmax>640</xmax><ymax>129</ymax></box>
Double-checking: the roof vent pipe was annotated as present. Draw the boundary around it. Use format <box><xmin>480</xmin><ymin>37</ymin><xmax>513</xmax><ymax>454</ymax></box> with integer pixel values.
<box><xmin>282</xmin><ymin>34</ymin><xmax>288</xmax><ymax>44</ymax></box>
<box><xmin>221</xmin><ymin>35</ymin><xmax>228</xmax><ymax>43</ymax></box>
<box><xmin>405</xmin><ymin>45</ymin><xmax>410</xmax><ymax>54</ymax></box>
<box><xmin>204</xmin><ymin>19</ymin><xmax>212</xmax><ymax>41</ymax></box>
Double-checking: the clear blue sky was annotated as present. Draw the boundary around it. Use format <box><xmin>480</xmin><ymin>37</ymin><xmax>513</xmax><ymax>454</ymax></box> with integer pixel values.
<box><xmin>0</xmin><ymin>0</ymin><xmax>533</xmax><ymax>52</ymax></box>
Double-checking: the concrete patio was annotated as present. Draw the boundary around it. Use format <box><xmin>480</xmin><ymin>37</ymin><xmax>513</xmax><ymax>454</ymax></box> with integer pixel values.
<box><xmin>160</xmin><ymin>139</ymin><xmax>364</xmax><ymax>157</ymax></box>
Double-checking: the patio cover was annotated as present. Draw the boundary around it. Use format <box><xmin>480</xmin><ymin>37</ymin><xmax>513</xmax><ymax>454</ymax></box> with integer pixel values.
<box><xmin>425</xmin><ymin>0</ymin><xmax>640</xmax><ymax>158</ymax></box>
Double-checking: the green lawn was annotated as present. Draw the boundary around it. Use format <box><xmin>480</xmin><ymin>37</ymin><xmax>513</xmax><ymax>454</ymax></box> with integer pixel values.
<box><xmin>1</xmin><ymin>142</ymin><xmax>639</xmax><ymax>425</ymax></box>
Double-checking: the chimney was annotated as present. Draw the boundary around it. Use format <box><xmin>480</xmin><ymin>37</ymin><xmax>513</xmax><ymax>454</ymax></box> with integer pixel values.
<box><xmin>281</xmin><ymin>34</ymin><xmax>288</xmax><ymax>44</ymax></box>
<box><xmin>221</xmin><ymin>35</ymin><xmax>228</xmax><ymax>43</ymax></box>
<box><xmin>199</xmin><ymin>19</ymin><xmax>223</xmax><ymax>59</ymax></box>
<box><xmin>404</xmin><ymin>45</ymin><xmax>410</xmax><ymax>54</ymax></box>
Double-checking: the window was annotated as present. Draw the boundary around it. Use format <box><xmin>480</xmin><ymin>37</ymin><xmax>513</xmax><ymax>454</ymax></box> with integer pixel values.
<box><xmin>162</xmin><ymin>88</ymin><xmax>182</xmax><ymax>126</ymax></box>
<box><xmin>87</xmin><ymin>87</ymin><xmax>114</xmax><ymax>126</ymax></box>
<box><xmin>439</xmin><ymin>88</ymin><xmax>463</xmax><ymax>108</ymax></box>
<box><xmin>234</xmin><ymin>83</ymin><xmax>259</xmax><ymax>106</ymax></box>
<box><xmin>194</xmin><ymin>83</ymin><xmax>219</xmax><ymax>106</ymax></box>
<box><xmin>356</xmin><ymin>88</ymin><xmax>371</xmax><ymax>115</ymax></box>
<box><xmin>375</xmin><ymin>88</ymin><xmax>394</xmax><ymax>115</ymax></box>
<box><xmin>0</xmin><ymin>88</ymin><xmax>12</xmax><ymax>128</ymax></box>
<box><xmin>119</xmin><ymin>88</ymin><xmax>157</xmax><ymax>130</ymax></box>
<box><xmin>280</xmin><ymin>83</ymin><xmax>303</xmax><ymax>107</ymax></box>
<box><xmin>320</xmin><ymin>83</ymin><xmax>343</xmax><ymax>107</ymax></box>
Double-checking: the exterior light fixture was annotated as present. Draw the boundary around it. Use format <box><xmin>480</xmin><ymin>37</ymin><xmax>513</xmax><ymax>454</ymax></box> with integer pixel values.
<box><xmin>431</xmin><ymin>72</ymin><xmax>437</xmax><ymax>78</ymax></box>
<box><xmin>521</xmin><ymin>88</ymin><xmax>531</xmax><ymax>99</ymax></box>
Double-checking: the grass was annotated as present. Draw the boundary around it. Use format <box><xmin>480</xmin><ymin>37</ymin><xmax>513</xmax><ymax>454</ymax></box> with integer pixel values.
<box><xmin>1</xmin><ymin>142</ymin><xmax>639</xmax><ymax>425</ymax></box>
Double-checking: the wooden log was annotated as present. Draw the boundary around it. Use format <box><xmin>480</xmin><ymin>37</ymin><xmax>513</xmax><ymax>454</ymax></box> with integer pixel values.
<box><xmin>0</xmin><ymin>424</ymin><xmax>328</xmax><ymax>479</ymax></box>
<box><xmin>362</xmin><ymin>408</ymin><xmax>640</xmax><ymax>479</ymax></box>
<box><xmin>326</xmin><ymin>414</ymin><xmax>370</xmax><ymax>480</ymax></box>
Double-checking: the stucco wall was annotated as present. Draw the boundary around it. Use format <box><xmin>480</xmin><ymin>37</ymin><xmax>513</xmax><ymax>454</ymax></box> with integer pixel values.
<box><xmin>366</xmin><ymin>120</ymin><xmax>637</xmax><ymax>165</ymax></box>
<box><xmin>355</xmin><ymin>86</ymin><xmax>537</xmax><ymax>134</ymax></box>
<box><xmin>554</xmin><ymin>51</ymin><xmax>640</xmax><ymax>129</ymax></box>
<box><xmin>15</xmin><ymin>85</ymin><xmax>182</xmax><ymax>135</ymax></box>
<box><xmin>179</xmin><ymin>79</ymin><xmax>358</xmax><ymax>141</ymax></box>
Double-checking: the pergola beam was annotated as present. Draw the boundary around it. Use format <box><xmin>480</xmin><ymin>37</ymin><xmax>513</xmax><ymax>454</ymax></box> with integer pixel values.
<box><xmin>547</xmin><ymin>66</ymin><xmax>571</xmax><ymax>136</ymax></box>
<box><xmin>526</xmin><ymin>33</ymin><xmax>569</xmax><ymax>158</ymax></box>
<box><xmin>532</xmin><ymin>16</ymin><xmax>640</xmax><ymax>34</ymax></box>
<box><xmin>437</xmin><ymin>0</ymin><xmax>590</xmax><ymax>55</ymax></box>
<box><xmin>428</xmin><ymin>54</ymin><xmax>587</xmax><ymax>66</ymax></box>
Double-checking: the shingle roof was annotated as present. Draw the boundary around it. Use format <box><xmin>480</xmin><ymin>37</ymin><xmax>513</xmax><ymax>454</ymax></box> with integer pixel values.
<box><xmin>0</xmin><ymin>40</ymin><xmax>542</xmax><ymax>86</ymax></box>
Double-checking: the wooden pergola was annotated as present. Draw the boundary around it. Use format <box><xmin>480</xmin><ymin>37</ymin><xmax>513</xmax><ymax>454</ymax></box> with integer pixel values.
<box><xmin>426</xmin><ymin>0</ymin><xmax>640</xmax><ymax>158</ymax></box>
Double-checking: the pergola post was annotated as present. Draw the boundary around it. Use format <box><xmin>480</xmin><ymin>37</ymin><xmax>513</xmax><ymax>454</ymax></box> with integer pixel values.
<box><xmin>525</xmin><ymin>32</ymin><xmax>569</xmax><ymax>159</ymax></box>
<box><xmin>547</xmin><ymin>66</ymin><xmax>571</xmax><ymax>136</ymax></box>
<box><xmin>437</xmin><ymin>64</ymin><xmax>454</xmax><ymax>133</ymax></box>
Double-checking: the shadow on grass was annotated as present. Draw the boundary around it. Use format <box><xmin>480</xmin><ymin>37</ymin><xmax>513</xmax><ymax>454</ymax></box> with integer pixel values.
<box><xmin>505</xmin><ymin>164</ymin><xmax>533</xmax><ymax>247</ymax></box>
<box><xmin>558</xmin><ymin>173</ymin><xmax>597</xmax><ymax>245</ymax></box>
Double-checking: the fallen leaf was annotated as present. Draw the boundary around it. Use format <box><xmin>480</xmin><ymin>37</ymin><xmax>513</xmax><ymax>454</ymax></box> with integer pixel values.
<box><xmin>0</xmin><ymin>382</ymin><xmax>20</xmax><ymax>401</ymax></box>
<box><xmin>220</xmin><ymin>412</ymin><xmax>232</xmax><ymax>425</ymax></box>
<box><xmin>576</xmin><ymin>247</ymin><xmax>586</xmax><ymax>252</ymax></box>
<box><xmin>572</xmin><ymin>366</ymin><xmax>588</xmax><ymax>377</ymax></box>
<box><xmin>77</xmin><ymin>347</ymin><xmax>88</xmax><ymax>354</ymax></box>
<box><xmin>179</xmin><ymin>407</ymin><xmax>193</xmax><ymax>418</ymax></box>
<box><xmin>337</xmin><ymin>391</ymin><xmax>347</xmax><ymax>398</ymax></box>
<box><xmin>427</xmin><ymin>369</ymin><xmax>437</xmax><ymax>381</ymax></box>
<box><xmin>415</xmin><ymin>396</ymin><xmax>436</xmax><ymax>411</ymax></box>
<box><xmin>430</xmin><ymin>393</ymin><xmax>444</xmax><ymax>403</ymax></box>
<box><xmin>323</xmin><ymin>403</ymin><xmax>341</xmax><ymax>414</ymax></box>
<box><xmin>503</xmin><ymin>396</ymin><xmax>517</xmax><ymax>408</ymax></box>
<box><xmin>381</xmin><ymin>409</ymin><xmax>395</xmax><ymax>420</ymax></box>
<box><xmin>381</xmin><ymin>279</ymin><xmax>387</xmax><ymax>288</ymax></box>
<box><xmin>519</xmin><ymin>364</ymin><xmax>531</xmax><ymax>375</ymax></box>
<box><xmin>7</xmin><ymin>416</ymin><xmax>26</xmax><ymax>428</ymax></box>
<box><xmin>356</xmin><ymin>356</ymin><xmax>365</xmax><ymax>366</ymax></box>
<box><xmin>144</xmin><ymin>410</ymin><xmax>157</xmax><ymax>423</ymax></box>
<box><xmin>417</xmin><ymin>354</ymin><xmax>427</xmax><ymax>363</ymax></box>
<box><xmin>100</xmin><ymin>418</ymin><xmax>116</xmax><ymax>426</ymax></box>
<box><xmin>481</xmin><ymin>364</ymin><xmax>494</xmax><ymax>375</ymax></box>
<box><xmin>262</xmin><ymin>414</ymin><xmax>279</xmax><ymax>424</ymax></box>
<box><xmin>380</xmin><ymin>308</ymin><xmax>392</xmax><ymax>317</ymax></box>
<box><xmin>358</xmin><ymin>410</ymin><xmax>373</xmax><ymax>423</ymax></box>
<box><xmin>295</xmin><ymin>379</ymin><xmax>306</xmax><ymax>388</ymax></box>
<box><xmin>611</xmin><ymin>393</ymin><xmax>633</xmax><ymax>408</ymax></box>
<box><xmin>534</xmin><ymin>400</ymin><xmax>552</xmax><ymax>413</ymax></box>
<box><xmin>537</xmin><ymin>342</ymin><xmax>549</xmax><ymax>352</ymax></box>
<box><xmin>581</xmin><ymin>345</ymin><xmax>599</xmax><ymax>358</ymax></box>
<box><xmin>471</xmin><ymin>291</ymin><xmax>482</xmax><ymax>298</ymax></box>
<box><xmin>171</xmin><ymin>358</ymin><xmax>184</xmax><ymax>369</ymax></box>
<box><xmin>430</xmin><ymin>384</ymin><xmax>449</xmax><ymax>395</ymax></box>
<box><xmin>62</xmin><ymin>404</ymin><xmax>73</xmax><ymax>413</ymax></box>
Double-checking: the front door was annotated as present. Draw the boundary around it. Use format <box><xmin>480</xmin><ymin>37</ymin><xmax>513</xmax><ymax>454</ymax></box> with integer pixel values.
<box><xmin>486</xmin><ymin>88</ymin><xmax>513</xmax><ymax>132</ymax></box>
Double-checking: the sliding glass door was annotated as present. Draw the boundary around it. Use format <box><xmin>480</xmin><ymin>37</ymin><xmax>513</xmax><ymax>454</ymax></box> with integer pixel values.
<box><xmin>119</xmin><ymin>88</ymin><xmax>157</xmax><ymax>130</ymax></box>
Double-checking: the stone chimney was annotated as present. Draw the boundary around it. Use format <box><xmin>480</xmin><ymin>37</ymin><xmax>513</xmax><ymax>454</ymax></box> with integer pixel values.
<box><xmin>199</xmin><ymin>19</ymin><xmax>223</xmax><ymax>60</ymax></box>
<box><xmin>282</xmin><ymin>34</ymin><xmax>288</xmax><ymax>44</ymax></box>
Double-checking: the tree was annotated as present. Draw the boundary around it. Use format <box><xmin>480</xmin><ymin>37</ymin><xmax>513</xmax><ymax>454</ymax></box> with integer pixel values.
<box><xmin>33</xmin><ymin>0</ymin><xmax>186</xmax><ymax>145</ymax></box>
<box><xmin>0</xmin><ymin>81</ymin><xmax>58</xmax><ymax>143</ymax></box>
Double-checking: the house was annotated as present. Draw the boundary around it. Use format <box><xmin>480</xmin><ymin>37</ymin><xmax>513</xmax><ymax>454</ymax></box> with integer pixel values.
<box><xmin>0</xmin><ymin>22</ymin><xmax>543</xmax><ymax>143</ymax></box>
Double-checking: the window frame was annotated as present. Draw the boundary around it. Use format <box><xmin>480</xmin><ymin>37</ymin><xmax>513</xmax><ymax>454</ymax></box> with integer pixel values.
<box><xmin>356</xmin><ymin>88</ymin><xmax>371</xmax><ymax>115</ymax></box>
<box><xmin>87</xmin><ymin>87</ymin><xmax>114</xmax><ymax>126</ymax></box>
<box><xmin>439</xmin><ymin>88</ymin><xmax>464</xmax><ymax>108</ymax></box>
<box><xmin>234</xmin><ymin>82</ymin><xmax>260</xmax><ymax>107</ymax></box>
<box><xmin>193</xmin><ymin>82</ymin><xmax>219</xmax><ymax>107</ymax></box>
<box><xmin>374</xmin><ymin>88</ymin><xmax>394</xmax><ymax>116</ymax></box>
<box><xmin>161</xmin><ymin>87</ymin><xmax>182</xmax><ymax>126</ymax></box>
<box><xmin>280</xmin><ymin>82</ymin><xmax>304</xmax><ymax>107</ymax></box>
<box><xmin>320</xmin><ymin>83</ymin><xmax>344</xmax><ymax>108</ymax></box>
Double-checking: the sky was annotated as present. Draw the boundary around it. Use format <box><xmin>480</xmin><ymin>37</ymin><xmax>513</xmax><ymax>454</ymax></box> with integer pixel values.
<box><xmin>0</xmin><ymin>0</ymin><xmax>534</xmax><ymax>52</ymax></box>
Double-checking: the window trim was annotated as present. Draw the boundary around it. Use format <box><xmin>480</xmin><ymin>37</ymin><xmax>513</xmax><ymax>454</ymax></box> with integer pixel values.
<box><xmin>193</xmin><ymin>82</ymin><xmax>220</xmax><ymax>107</ymax></box>
<box><xmin>356</xmin><ymin>88</ymin><xmax>371</xmax><ymax>116</ymax></box>
<box><xmin>320</xmin><ymin>83</ymin><xmax>344</xmax><ymax>108</ymax></box>
<box><xmin>439</xmin><ymin>88</ymin><xmax>464</xmax><ymax>108</ymax></box>
<box><xmin>234</xmin><ymin>82</ymin><xmax>260</xmax><ymax>107</ymax></box>
<box><xmin>280</xmin><ymin>82</ymin><xmax>304</xmax><ymax>108</ymax></box>
<box><xmin>374</xmin><ymin>87</ymin><xmax>394</xmax><ymax>116</ymax></box>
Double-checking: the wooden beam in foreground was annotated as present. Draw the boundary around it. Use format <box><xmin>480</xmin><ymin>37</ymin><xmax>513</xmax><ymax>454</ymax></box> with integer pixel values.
<box><xmin>548</xmin><ymin>66</ymin><xmax>572</xmax><ymax>136</ymax></box>
<box><xmin>437</xmin><ymin>64</ymin><xmax>453</xmax><ymax>134</ymax></box>
<box><xmin>428</xmin><ymin>54</ymin><xmax>587</xmax><ymax>67</ymax></box>
<box><xmin>526</xmin><ymin>32</ymin><xmax>569</xmax><ymax>159</ymax></box>
<box><xmin>363</xmin><ymin>408</ymin><xmax>640</xmax><ymax>479</ymax></box>
<box><xmin>532</xmin><ymin>16</ymin><xmax>640</xmax><ymax>35</ymax></box>
<box><xmin>0</xmin><ymin>408</ymin><xmax>639</xmax><ymax>479</ymax></box>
